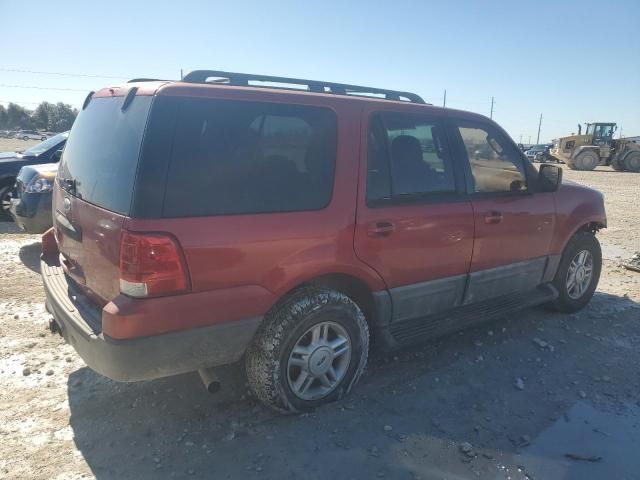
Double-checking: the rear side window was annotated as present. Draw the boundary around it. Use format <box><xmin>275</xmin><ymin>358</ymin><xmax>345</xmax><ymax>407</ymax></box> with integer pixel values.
<box><xmin>456</xmin><ymin>124</ymin><xmax>527</xmax><ymax>193</ymax></box>
<box><xmin>367</xmin><ymin>112</ymin><xmax>456</xmax><ymax>202</ymax></box>
<box><xmin>163</xmin><ymin>99</ymin><xmax>337</xmax><ymax>217</ymax></box>
<box><xmin>58</xmin><ymin>96</ymin><xmax>152</xmax><ymax>214</ymax></box>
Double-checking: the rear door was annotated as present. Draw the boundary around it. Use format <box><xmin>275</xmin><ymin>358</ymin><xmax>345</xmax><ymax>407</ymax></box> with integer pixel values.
<box><xmin>54</xmin><ymin>93</ymin><xmax>152</xmax><ymax>304</ymax></box>
<box><xmin>449</xmin><ymin>118</ymin><xmax>556</xmax><ymax>304</ymax></box>
<box><xmin>354</xmin><ymin>109</ymin><xmax>474</xmax><ymax>322</ymax></box>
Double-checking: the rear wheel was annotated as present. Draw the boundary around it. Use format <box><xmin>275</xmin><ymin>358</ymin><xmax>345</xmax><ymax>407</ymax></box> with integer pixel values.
<box><xmin>623</xmin><ymin>152</ymin><xmax>640</xmax><ymax>172</ymax></box>
<box><xmin>22</xmin><ymin>136</ymin><xmax>28</xmax><ymax>141</ymax></box>
<box><xmin>573</xmin><ymin>150</ymin><xmax>600</xmax><ymax>171</ymax></box>
<box><xmin>548</xmin><ymin>232</ymin><xmax>601</xmax><ymax>313</ymax></box>
<box><xmin>245</xmin><ymin>287</ymin><xmax>369</xmax><ymax>413</ymax></box>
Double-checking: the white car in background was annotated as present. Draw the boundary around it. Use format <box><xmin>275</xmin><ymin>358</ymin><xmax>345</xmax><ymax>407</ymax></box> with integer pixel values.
<box><xmin>14</xmin><ymin>130</ymin><xmax>47</xmax><ymax>141</ymax></box>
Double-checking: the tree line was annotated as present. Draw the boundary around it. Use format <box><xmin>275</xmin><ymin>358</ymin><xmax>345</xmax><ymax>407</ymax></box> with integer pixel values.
<box><xmin>0</xmin><ymin>102</ymin><xmax>78</xmax><ymax>132</ymax></box>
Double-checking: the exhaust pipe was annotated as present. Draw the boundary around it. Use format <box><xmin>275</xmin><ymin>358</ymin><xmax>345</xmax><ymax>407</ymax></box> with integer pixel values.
<box><xmin>198</xmin><ymin>367</ymin><xmax>222</xmax><ymax>394</ymax></box>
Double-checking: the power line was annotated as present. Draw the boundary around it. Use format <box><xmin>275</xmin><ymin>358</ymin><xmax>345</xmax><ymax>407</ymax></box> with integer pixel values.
<box><xmin>0</xmin><ymin>84</ymin><xmax>88</xmax><ymax>92</ymax></box>
<box><xmin>0</xmin><ymin>68</ymin><xmax>129</xmax><ymax>80</ymax></box>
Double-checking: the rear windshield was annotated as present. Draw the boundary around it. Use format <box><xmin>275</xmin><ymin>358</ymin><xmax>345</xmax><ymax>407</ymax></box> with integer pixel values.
<box><xmin>58</xmin><ymin>95</ymin><xmax>151</xmax><ymax>214</ymax></box>
<box><xmin>162</xmin><ymin>98</ymin><xmax>337</xmax><ymax>217</ymax></box>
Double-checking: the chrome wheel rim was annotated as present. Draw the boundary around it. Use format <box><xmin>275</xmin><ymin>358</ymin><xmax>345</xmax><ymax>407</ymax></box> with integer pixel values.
<box><xmin>566</xmin><ymin>249</ymin><xmax>594</xmax><ymax>299</ymax></box>
<box><xmin>287</xmin><ymin>321</ymin><xmax>352</xmax><ymax>401</ymax></box>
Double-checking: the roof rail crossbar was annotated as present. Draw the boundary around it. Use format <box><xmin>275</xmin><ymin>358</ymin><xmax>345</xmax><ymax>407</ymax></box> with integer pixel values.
<box><xmin>181</xmin><ymin>70</ymin><xmax>427</xmax><ymax>104</ymax></box>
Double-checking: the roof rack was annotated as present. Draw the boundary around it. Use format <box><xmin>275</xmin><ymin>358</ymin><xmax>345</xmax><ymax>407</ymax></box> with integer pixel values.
<box><xmin>127</xmin><ymin>78</ymin><xmax>167</xmax><ymax>83</ymax></box>
<box><xmin>181</xmin><ymin>70</ymin><xmax>427</xmax><ymax>104</ymax></box>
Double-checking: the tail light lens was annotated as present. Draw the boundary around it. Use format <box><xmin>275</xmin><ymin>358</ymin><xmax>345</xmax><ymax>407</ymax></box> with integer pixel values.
<box><xmin>119</xmin><ymin>231</ymin><xmax>190</xmax><ymax>298</ymax></box>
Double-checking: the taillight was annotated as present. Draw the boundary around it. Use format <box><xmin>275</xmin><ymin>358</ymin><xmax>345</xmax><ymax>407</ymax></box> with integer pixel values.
<box><xmin>119</xmin><ymin>231</ymin><xmax>190</xmax><ymax>298</ymax></box>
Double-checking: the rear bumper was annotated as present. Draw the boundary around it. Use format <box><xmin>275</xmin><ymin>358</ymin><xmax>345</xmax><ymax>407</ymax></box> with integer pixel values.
<box><xmin>9</xmin><ymin>192</ymin><xmax>52</xmax><ymax>234</ymax></box>
<box><xmin>41</xmin><ymin>258</ymin><xmax>262</xmax><ymax>382</ymax></box>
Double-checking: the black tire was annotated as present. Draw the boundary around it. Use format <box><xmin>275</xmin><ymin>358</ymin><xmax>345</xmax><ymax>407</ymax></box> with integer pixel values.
<box><xmin>245</xmin><ymin>287</ymin><xmax>369</xmax><ymax>413</ymax></box>
<box><xmin>611</xmin><ymin>158</ymin><xmax>626</xmax><ymax>171</ymax></box>
<box><xmin>0</xmin><ymin>184</ymin><xmax>13</xmax><ymax>221</ymax></box>
<box><xmin>623</xmin><ymin>152</ymin><xmax>640</xmax><ymax>172</ymax></box>
<box><xmin>41</xmin><ymin>136</ymin><xmax>46</xmax><ymax>141</ymax></box>
<box><xmin>548</xmin><ymin>232</ymin><xmax>602</xmax><ymax>313</ymax></box>
<box><xmin>565</xmin><ymin>159</ymin><xmax>578</xmax><ymax>170</ymax></box>
<box><xmin>573</xmin><ymin>150</ymin><xmax>600</xmax><ymax>171</ymax></box>
<box><xmin>22</xmin><ymin>136</ymin><xmax>28</xmax><ymax>141</ymax></box>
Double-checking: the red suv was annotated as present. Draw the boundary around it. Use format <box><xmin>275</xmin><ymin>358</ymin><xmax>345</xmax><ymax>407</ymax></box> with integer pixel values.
<box><xmin>41</xmin><ymin>71</ymin><xmax>606</xmax><ymax>413</ymax></box>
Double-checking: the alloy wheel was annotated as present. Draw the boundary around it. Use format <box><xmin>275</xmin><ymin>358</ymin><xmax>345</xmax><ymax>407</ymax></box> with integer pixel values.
<box><xmin>287</xmin><ymin>321</ymin><xmax>352</xmax><ymax>401</ymax></box>
<box><xmin>566</xmin><ymin>249</ymin><xmax>594</xmax><ymax>300</ymax></box>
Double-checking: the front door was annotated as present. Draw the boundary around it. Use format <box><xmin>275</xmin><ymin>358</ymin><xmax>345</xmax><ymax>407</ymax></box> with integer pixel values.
<box><xmin>450</xmin><ymin>119</ymin><xmax>556</xmax><ymax>304</ymax></box>
<box><xmin>354</xmin><ymin>109</ymin><xmax>474</xmax><ymax>322</ymax></box>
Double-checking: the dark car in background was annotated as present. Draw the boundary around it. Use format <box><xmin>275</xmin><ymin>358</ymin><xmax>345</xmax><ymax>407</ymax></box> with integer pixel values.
<box><xmin>0</xmin><ymin>131</ymin><xmax>68</xmax><ymax>219</ymax></box>
<box><xmin>525</xmin><ymin>144</ymin><xmax>551</xmax><ymax>162</ymax></box>
<box><xmin>9</xmin><ymin>163</ymin><xmax>57</xmax><ymax>233</ymax></box>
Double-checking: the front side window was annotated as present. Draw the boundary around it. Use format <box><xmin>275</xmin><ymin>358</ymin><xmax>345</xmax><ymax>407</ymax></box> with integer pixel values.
<box><xmin>594</xmin><ymin>124</ymin><xmax>613</xmax><ymax>138</ymax></box>
<box><xmin>456</xmin><ymin>124</ymin><xmax>527</xmax><ymax>193</ymax></box>
<box><xmin>366</xmin><ymin>113</ymin><xmax>456</xmax><ymax>202</ymax></box>
<box><xmin>163</xmin><ymin>99</ymin><xmax>337</xmax><ymax>217</ymax></box>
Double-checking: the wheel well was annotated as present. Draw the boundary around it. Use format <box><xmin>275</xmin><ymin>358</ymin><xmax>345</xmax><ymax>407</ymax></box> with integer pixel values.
<box><xmin>300</xmin><ymin>274</ymin><xmax>375</xmax><ymax>323</ymax></box>
<box><xmin>576</xmin><ymin>222</ymin><xmax>604</xmax><ymax>234</ymax></box>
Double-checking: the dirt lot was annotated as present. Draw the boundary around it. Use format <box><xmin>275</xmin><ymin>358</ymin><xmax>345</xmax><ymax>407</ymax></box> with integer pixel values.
<box><xmin>1</xmin><ymin>160</ymin><xmax>639</xmax><ymax>479</ymax></box>
<box><xmin>0</xmin><ymin>138</ymin><xmax>41</xmax><ymax>153</ymax></box>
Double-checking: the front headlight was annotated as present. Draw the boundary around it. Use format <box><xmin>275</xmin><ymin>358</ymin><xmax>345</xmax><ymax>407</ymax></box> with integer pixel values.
<box><xmin>25</xmin><ymin>177</ymin><xmax>53</xmax><ymax>193</ymax></box>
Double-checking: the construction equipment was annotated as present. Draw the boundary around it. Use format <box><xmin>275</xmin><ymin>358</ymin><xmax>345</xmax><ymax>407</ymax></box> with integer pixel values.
<box><xmin>550</xmin><ymin>122</ymin><xmax>640</xmax><ymax>172</ymax></box>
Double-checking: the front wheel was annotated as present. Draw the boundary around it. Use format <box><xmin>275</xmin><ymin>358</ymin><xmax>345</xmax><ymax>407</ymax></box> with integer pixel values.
<box><xmin>245</xmin><ymin>287</ymin><xmax>369</xmax><ymax>413</ymax></box>
<box><xmin>548</xmin><ymin>232</ymin><xmax>602</xmax><ymax>313</ymax></box>
<box><xmin>573</xmin><ymin>151</ymin><xmax>600</xmax><ymax>170</ymax></box>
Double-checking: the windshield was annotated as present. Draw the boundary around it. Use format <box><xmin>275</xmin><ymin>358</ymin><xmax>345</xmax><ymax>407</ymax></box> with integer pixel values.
<box><xmin>23</xmin><ymin>131</ymin><xmax>69</xmax><ymax>156</ymax></box>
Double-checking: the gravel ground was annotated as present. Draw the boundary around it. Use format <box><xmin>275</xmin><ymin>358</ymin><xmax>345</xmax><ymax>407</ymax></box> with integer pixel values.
<box><xmin>0</xmin><ymin>166</ymin><xmax>639</xmax><ymax>480</ymax></box>
<box><xmin>0</xmin><ymin>138</ymin><xmax>41</xmax><ymax>153</ymax></box>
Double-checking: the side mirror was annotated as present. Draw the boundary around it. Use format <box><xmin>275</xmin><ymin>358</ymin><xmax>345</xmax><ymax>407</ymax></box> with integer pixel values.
<box><xmin>51</xmin><ymin>149</ymin><xmax>63</xmax><ymax>163</ymax></box>
<box><xmin>538</xmin><ymin>164</ymin><xmax>562</xmax><ymax>192</ymax></box>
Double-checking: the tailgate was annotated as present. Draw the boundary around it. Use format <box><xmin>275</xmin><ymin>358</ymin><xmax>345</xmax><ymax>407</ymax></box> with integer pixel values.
<box><xmin>53</xmin><ymin>183</ymin><xmax>125</xmax><ymax>304</ymax></box>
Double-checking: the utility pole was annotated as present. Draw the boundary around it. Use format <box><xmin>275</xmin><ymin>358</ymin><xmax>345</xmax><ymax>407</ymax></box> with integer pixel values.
<box><xmin>443</xmin><ymin>89</ymin><xmax>447</xmax><ymax>108</ymax></box>
<box><xmin>180</xmin><ymin>68</ymin><xmax>183</xmax><ymax>80</ymax></box>
<box><xmin>490</xmin><ymin>96</ymin><xmax>494</xmax><ymax>119</ymax></box>
<box><xmin>536</xmin><ymin>113</ymin><xmax>542</xmax><ymax>144</ymax></box>
<box><xmin>528</xmin><ymin>135</ymin><xmax>531</xmax><ymax>144</ymax></box>
<box><xmin>519</xmin><ymin>134</ymin><xmax>523</xmax><ymax>143</ymax></box>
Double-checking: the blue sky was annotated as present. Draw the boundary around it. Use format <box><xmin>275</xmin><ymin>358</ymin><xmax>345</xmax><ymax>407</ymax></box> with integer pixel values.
<box><xmin>1</xmin><ymin>0</ymin><xmax>639</xmax><ymax>142</ymax></box>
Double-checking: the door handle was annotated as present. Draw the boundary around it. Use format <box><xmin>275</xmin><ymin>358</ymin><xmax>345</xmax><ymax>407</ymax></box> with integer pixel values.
<box><xmin>367</xmin><ymin>221</ymin><xmax>395</xmax><ymax>237</ymax></box>
<box><xmin>484</xmin><ymin>211</ymin><xmax>503</xmax><ymax>225</ymax></box>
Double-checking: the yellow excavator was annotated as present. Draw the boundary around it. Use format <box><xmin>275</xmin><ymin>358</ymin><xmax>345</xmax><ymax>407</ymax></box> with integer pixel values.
<box><xmin>550</xmin><ymin>122</ymin><xmax>640</xmax><ymax>172</ymax></box>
